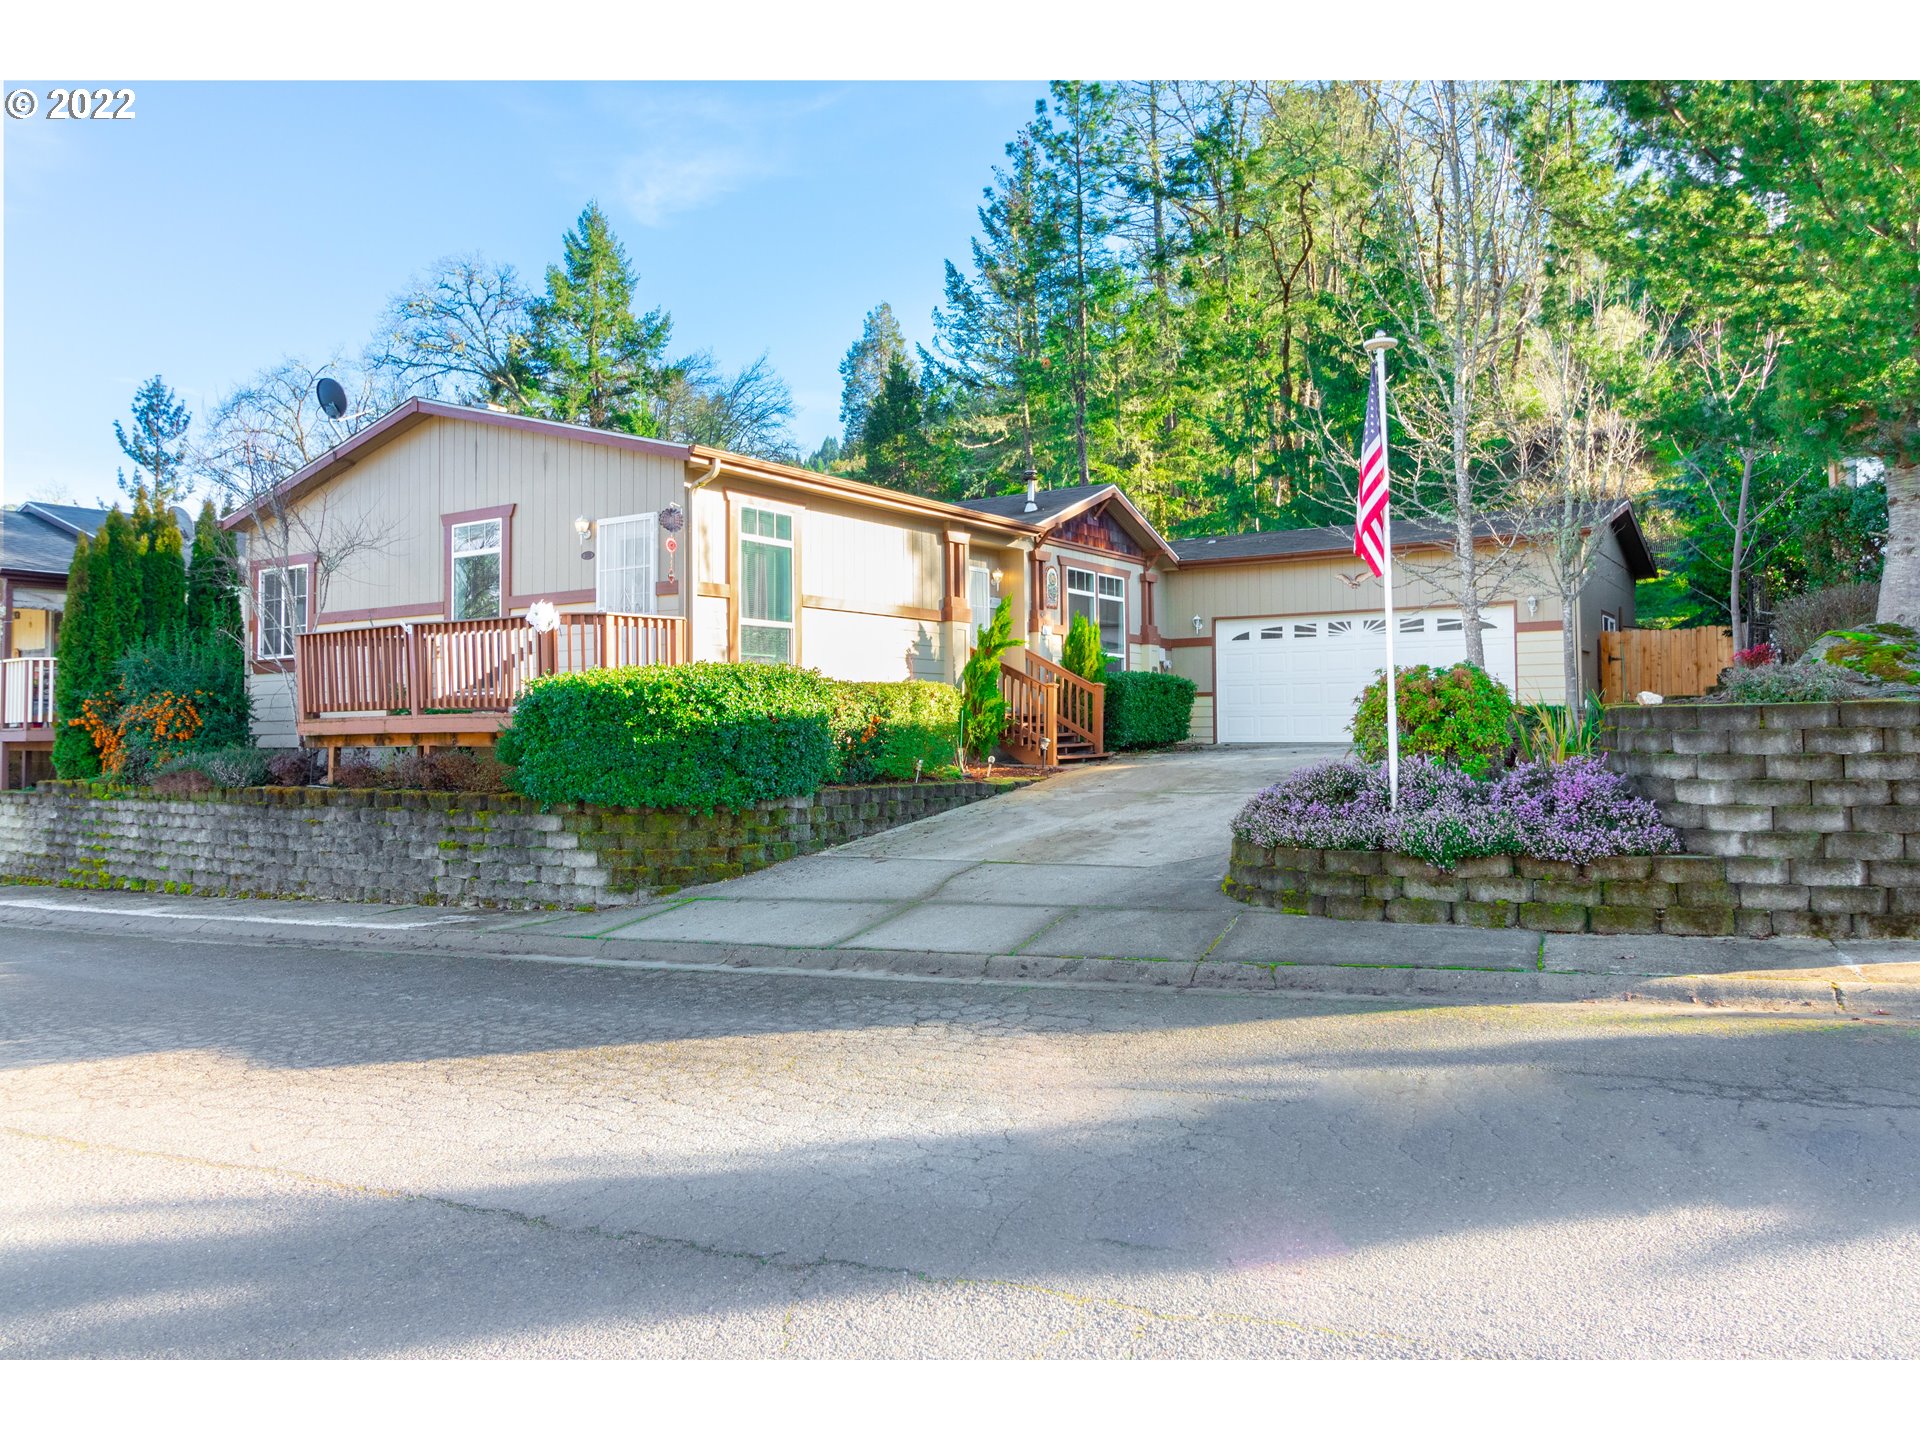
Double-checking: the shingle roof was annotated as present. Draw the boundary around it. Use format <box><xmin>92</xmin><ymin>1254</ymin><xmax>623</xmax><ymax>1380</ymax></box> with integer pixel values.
<box><xmin>1</xmin><ymin>506</ymin><xmax>99</xmax><ymax>576</ymax></box>
<box><xmin>959</xmin><ymin>483</ymin><xmax>1113</xmax><ymax>526</ymax></box>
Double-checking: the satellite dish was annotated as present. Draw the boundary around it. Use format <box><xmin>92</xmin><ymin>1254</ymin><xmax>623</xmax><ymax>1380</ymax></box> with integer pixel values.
<box><xmin>316</xmin><ymin>377</ymin><xmax>349</xmax><ymax>420</ymax></box>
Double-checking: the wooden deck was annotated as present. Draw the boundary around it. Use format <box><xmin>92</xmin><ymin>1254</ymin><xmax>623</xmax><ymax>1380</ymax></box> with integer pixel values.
<box><xmin>997</xmin><ymin>650</ymin><xmax>1105</xmax><ymax>766</ymax></box>
<box><xmin>294</xmin><ymin>612</ymin><xmax>685</xmax><ymax>748</ymax></box>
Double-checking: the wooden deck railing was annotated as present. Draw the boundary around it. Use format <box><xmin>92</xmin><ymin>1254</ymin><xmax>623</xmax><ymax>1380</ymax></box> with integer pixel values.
<box><xmin>294</xmin><ymin>612</ymin><xmax>688</xmax><ymax>720</ymax></box>
<box><xmin>1018</xmin><ymin>651</ymin><xmax>1104</xmax><ymax>756</ymax></box>
<box><xmin>1</xmin><ymin>657</ymin><xmax>55</xmax><ymax>730</ymax></box>
<box><xmin>998</xmin><ymin>661</ymin><xmax>1059</xmax><ymax>766</ymax></box>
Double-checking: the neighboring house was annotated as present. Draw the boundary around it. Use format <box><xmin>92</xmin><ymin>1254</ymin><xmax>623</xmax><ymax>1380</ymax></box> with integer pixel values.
<box><xmin>219</xmin><ymin>398</ymin><xmax>1654</xmax><ymax>757</ymax></box>
<box><xmin>1</xmin><ymin>501</ymin><xmax>200</xmax><ymax>788</ymax></box>
<box><xmin>2</xmin><ymin>503</ymin><xmax>108</xmax><ymax>787</ymax></box>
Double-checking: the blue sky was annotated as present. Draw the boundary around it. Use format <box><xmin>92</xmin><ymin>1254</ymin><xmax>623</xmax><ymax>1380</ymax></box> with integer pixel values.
<box><xmin>4</xmin><ymin>81</ymin><xmax>1045</xmax><ymax>504</ymax></box>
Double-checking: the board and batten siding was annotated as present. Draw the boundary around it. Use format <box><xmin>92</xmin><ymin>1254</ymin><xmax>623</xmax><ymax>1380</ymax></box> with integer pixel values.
<box><xmin>255</xmin><ymin>416</ymin><xmax>688</xmax><ymax>625</ymax></box>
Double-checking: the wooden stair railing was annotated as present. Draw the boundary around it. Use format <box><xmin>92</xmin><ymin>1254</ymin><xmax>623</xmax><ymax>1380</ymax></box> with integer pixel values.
<box><xmin>1017</xmin><ymin>651</ymin><xmax>1105</xmax><ymax>757</ymax></box>
<box><xmin>998</xmin><ymin>662</ymin><xmax>1058</xmax><ymax>766</ymax></box>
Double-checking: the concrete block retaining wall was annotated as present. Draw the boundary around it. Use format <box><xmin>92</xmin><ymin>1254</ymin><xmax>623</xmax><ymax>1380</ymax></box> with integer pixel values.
<box><xmin>1226</xmin><ymin>699</ymin><xmax>1920</xmax><ymax>939</ymax></box>
<box><xmin>0</xmin><ymin>779</ymin><xmax>1010</xmax><ymax>909</ymax></box>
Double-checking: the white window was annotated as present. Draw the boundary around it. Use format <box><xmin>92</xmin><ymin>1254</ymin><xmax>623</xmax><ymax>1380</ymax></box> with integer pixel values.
<box><xmin>1065</xmin><ymin>566</ymin><xmax>1127</xmax><ymax>665</ymax></box>
<box><xmin>257</xmin><ymin>565</ymin><xmax>308</xmax><ymax>661</ymax></box>
<box><xmin>450</xmin><ymin>518</ymin><xmax>503</xmax><ymax>620</ymax></box>
<box><xmin>1601</xmin><ymin>612</ymin><xmax>1621</xmax><ymax>632</ymax></box>
<box><xmin>969</xmin><ymin>561</ymin><xmax>994</xmax><ymax>645</ymax></box>
<box><xmin>739</xmin><ymin>504</ymin><xmax>795</xmax><ymax>664</ymax></box>
<box><xmin>596</xmin><ymin>513</ymin><xmax>658</xmax><ymax>615</ymax></box>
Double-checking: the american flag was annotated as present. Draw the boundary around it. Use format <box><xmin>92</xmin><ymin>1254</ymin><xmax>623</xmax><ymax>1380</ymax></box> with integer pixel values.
<box><xmin>1353</xmin><ymin>359</ymin><xmax>1390</xmax><ymax>578</ymax></box>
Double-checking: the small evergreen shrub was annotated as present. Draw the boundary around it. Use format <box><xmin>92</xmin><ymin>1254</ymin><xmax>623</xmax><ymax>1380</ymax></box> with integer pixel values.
<box><xmin>508</xmin><ymin>661</ymin><xmax>838</xmax><ymax>810</ymax></box>
<box><xmin>1061</xmin><ymin>613</ymin><xmax>1107</xmax><ymax>685</ymax></box>
<box><xmin>960</xmin><ymin>598</ymin><xmax>1018</xmax><ymax>760</ymax></box>
<box><xmin>1705</xmin><ymin>660</ymin><xmax>1887</xmax><ymax>703</ymax></box>
<box><xmin>830</xmin><ymin>680</ymin><xmax>961</xmax><ymax>782</ymax></box>
<box><xmin>1350</xmin><ymin>662</ymin><xmax>1514</xmax><ymax>779</ymax></box>
<box><xmin>1102</xmin><ymin>669</ymin><xmax>1197</xmax><ymax>750</ymax></box>
<box><xmin>1232</xmin><ymin>755</ymin><xmax>1679</xmax><ymax>870</ymax></box>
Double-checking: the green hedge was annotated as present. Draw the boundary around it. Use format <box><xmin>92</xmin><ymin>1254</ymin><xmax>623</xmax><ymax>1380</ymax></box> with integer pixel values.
<box><xmin>502</xmin><ymin>662</ymin><xmax>839</xmax><ymax>811</ymax></box>
<box><xmin>1102</xmin><ymin>669</ymin><xmax>1197</xmax><ymax>750</ymax></box>
<box><xmin>831</xmin><ymin>680</ymin><xmax>960</xmax><ymax>782</ymax></box>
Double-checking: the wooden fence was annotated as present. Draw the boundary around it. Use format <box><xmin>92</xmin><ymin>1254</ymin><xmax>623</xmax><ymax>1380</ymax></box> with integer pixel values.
<box><xmin>1599</xmin><ymin>626</ymin><xmax>1735</xmax><ymax>702</ymax></box>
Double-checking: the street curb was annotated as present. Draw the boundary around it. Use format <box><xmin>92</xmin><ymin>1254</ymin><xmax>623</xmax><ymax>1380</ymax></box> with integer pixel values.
<box><xmin>4</xmin><ymin>900</ymin><xmax>1916</xmax><ymax>1017</ymax></box>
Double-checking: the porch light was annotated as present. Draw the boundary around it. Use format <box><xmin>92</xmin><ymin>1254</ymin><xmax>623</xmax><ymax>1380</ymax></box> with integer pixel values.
<box><xmin>1526</xmin><ymin>595</ymin><xmax>1539</xmax><ymax>616</ymax></box>
<box><xmin>574</xmin><ymin>516</ymin><xmax>592</xmax><ymax>541</ymax></box>
<box><xmin>1192</xmin><ymin>615</ymin><xmax>1204</xmax><ymax>635</ymax></box>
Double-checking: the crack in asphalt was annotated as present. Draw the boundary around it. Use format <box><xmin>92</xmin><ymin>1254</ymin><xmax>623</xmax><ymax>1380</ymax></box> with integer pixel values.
<box><xmin>1</xmin><ymin>1123</ymin><xmax>1432</xmax><ymax>1355</ymax></box>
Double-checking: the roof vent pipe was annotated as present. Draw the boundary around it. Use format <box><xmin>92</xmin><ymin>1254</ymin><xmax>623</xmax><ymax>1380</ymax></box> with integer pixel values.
<box><xmin>1022</xmin><ymin>467</ymin><xmax>1039</xmax><ymax>513</ymax></box>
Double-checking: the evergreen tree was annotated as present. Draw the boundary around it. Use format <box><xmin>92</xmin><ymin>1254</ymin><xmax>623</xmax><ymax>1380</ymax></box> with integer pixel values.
<box><xmin>52</xmin><ymin>535</ymin><xmax>99</xmax><ymax>778</ymax></box>
<box><xmin>860</xmin><ymin>360</ymin><xmax>936</xmax><ymax>494</ymax></box>
<box><xmin>1061</xmin><ymin>612</ymin><xmax>1107</xmax><ymax>684</ymax></box>
<box><xmin>139</xmin><ymin>494</ymin><xmax>189</xmax><ymax>642</ymax></box>
<box><xmin>929</xmin><ymin>134</ymin><xmax>1064</xmax><ymax>492</ymax></box>
<box><xmin>88</xmin><ymin>508</ymin><xmax>141</xmax><ymax>684</ymax></box>
<box><xmin>1604</xmin><ymin>81</ymin><xmax>1920</xmax><ymax>625</ymax></box>
<box><xmin>838</xmin><ymin>303</ymin><xmax>912</xmax><ymax>448</ymax></box>
<box><xmin>113</xmin><ymin>375</ymin><xmax>193</xmax><ymax>507</ymax></box>
<box><xmin>528</xmin><ymin>202</ymin><xmax>672</xmax><ymax>432</ymax></box>
<box><xmin>186</xmin><ymin>499</ymin><xmax>244</xmax><ymax>644</ymax></box>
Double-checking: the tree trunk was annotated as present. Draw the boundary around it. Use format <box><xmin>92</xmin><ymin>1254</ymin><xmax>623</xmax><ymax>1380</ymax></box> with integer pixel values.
<box><xmin>1563</xmin><ymin>595</ymin><xmax>1581</xmax><ymax>708</ymax></box>
<box><xmin>1879</xmin><ymin>460</ymin><xmax>1920</xmax><ymax>628</ymax></box>
<box><xmin>1729</xmin><ymin>451</ymin><xmax>1753</xmax><ymax>651</ymax></box>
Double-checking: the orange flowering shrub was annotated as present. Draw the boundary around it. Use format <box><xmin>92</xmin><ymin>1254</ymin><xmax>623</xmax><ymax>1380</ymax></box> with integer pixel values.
<box><xmin>70</xmin><ymin>686</ymin><xmax>206</xmax><ymax>777</ymax></box>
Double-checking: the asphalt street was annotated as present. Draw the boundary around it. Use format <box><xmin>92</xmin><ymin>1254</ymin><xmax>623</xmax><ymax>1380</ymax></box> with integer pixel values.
<box><xmin>3</xmin><ymin>921</ymin><xmax>1917</xmax><ymax>1358</ymax></box>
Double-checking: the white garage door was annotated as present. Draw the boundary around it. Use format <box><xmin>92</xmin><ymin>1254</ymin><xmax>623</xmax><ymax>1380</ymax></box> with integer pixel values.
<box><xmin>1214</xmin><ymin>605</ymin><xmax>1517</xmax><ymax>744</ymax></box>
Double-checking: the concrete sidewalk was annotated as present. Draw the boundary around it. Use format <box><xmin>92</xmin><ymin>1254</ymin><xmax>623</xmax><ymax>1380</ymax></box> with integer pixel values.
<box><xmin>3</xmin><ymin>884</ymin><xmax>1917</xmax><ymax>1016</ymax></box>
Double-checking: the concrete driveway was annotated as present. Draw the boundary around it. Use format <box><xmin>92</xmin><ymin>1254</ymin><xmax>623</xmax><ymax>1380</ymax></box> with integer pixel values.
<box><xmin>592</xmin><ymin>746</ymin><xmax>1339</xmax><ymax>960</ymax></box>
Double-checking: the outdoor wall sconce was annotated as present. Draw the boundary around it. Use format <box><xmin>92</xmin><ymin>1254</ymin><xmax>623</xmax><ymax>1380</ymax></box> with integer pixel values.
<box><xmin>1526</xmin><ymin>595</ymin><xmax>1539</xmax><ymax>616</ymax></box>
<box><xmin>575</xmin><ymin>515</ymin><xmax>594</xmax><ymax>560</ymax></box>
<box><xmin>1192</xmin><ymin>615</ymin><xmax>1204</xmax><ymax>636</ymax></box>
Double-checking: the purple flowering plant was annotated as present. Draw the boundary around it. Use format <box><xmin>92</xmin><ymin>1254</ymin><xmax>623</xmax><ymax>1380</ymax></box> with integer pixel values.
<box><xmin>1233</xmin><ymin>754</ymin><xmax>1679</xmax><ymax>870</ymax></box>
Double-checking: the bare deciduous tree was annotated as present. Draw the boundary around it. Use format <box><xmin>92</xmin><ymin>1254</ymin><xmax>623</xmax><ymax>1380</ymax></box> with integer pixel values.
<box><xmin>651</xmin><ymin>351</ymin><xmax>797</xmax><ymax>460</ymax></box>
<box><xmin>1361</xmin><ymin>80</ymin><xmax>1550</xmax><ymax>668</ymax></box>
<box><xmin>1510</xmin><ymin>274</ymin><xmax>1662</xmax><ymax>702</ymax></box>
<box><xmin>369</xmin><ymin>255</ymin><xmax>535</xmax><ymax>407</ymax></box>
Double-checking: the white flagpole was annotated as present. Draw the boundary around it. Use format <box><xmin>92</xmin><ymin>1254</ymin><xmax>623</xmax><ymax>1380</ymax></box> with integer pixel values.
<box><xmin>1363</xmin><ymin>332</ymin><xmax>1400</xmax><ymax>810</ymax></box>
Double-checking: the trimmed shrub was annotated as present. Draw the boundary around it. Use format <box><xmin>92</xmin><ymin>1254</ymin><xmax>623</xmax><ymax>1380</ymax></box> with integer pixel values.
<box><xmin>1102</xmin><ymin>669</ymin><xmax>1196</xmax><ymax>750</ymax></box>
<box><xmin>507</xmin><ymin>662</ymin><xmax>838</xmax><ymax>810</ymax></box>
<box><xmin>1062</xmin><ymin>612</ymin><xmax>1107</xmax><ymax>685</ymax></box>
<box><xmin>831</xmin><ymin>680</ymin><xmax>961</xmax><ymax>783</ymax></box>
<box><xmin>1232</xmin><ymin>755</ymin><xmax>1679</xmax><ymax>871</ymax></box>
<box><xmin>1772</xmin><ymin>581</ymin><xmax>1878</xmax><ymax>660</ymax></box>
<box><xmin>1350</xmin><ymin>662</ymin><xmax>1514</xmax><ymax>779</ymax></box>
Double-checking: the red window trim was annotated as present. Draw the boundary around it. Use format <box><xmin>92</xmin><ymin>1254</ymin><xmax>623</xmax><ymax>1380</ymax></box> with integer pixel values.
<box><xmin>247</xmin><ymin>552</ymin><xmax>317</xmax><ymax>674</ymax></box>
<box><xmin>442</xmin><ymin>504</ymin><xmax>515</xmax><ymax>621</ymax></box>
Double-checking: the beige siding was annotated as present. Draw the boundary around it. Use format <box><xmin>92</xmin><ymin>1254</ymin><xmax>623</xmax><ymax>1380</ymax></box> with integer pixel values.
<box><xmin>802</xmin><ymin>505</ymin><xmax>943</xmax><ymax>613</ymax></box>
<box><xmin>1516</xmin><ymin>628</ymin><xmax>1567</xmax><ymax>706</ymax></box>
<box><xmin>1187</xmin><ymin>693</ymin><xmax>1214</xmax><ymax>745</ymax></box>
<box><xmin>248</xmin><ymin>672</ymin><xmax>297</xmax><ymax>748</ymax></box>
<box><xmin>1574</xmin><ymin>526</ymin><xmax>1638</xmax><ymax>698</ymax></box>
<box><xmin>244</xmin><ymin>417</ymin><xmax>688</xmax><ymax>624</ymax></box>
<box><xmin>801</xmin><ymin>607</ymin><xmax>947</xmax><ymax>683</ymax></box>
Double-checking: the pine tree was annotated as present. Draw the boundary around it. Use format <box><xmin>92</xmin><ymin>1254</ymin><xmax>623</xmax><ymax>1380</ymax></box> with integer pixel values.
<box><xmin>52</xmin><ymin>535</ymin><xmax>99</xmax><ymax>778</ymax></box>
<box><xmin>528</xmin><ymin>202</ymin><xmax>672</xmax><ymax>433</ymax></box>
<box><xmin>114</xmin><ymin>375</ymin><xmax>193</xmax><ymax>507</ymax></box>
<box><xmin>838</xmin><ymin>303</ymin><xmax>912</xmax><ymax>448</ymax></box>
<box><xmin>860</xmin><ymin>360</ymin><xmax>936</xmax><ymax>494</ymax></box>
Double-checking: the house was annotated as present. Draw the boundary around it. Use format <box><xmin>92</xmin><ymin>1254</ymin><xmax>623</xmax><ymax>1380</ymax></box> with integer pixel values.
<box><xmin>2</xmin><ymin>503</ymin><xmax>112</xmax><ymax>788</ymax></box>
<box><xmin>219</xmin><ymin>398</ymin><xmax>1654</xmax><ymax>759</ymax></box>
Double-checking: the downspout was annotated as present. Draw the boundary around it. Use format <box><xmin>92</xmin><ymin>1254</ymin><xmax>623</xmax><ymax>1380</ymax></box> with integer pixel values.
<box><xmin>685</xmin><ymin>454</ymin><xmax>722</xmax><ymax>659</ymax></box>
